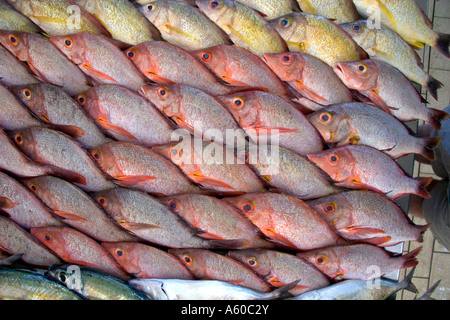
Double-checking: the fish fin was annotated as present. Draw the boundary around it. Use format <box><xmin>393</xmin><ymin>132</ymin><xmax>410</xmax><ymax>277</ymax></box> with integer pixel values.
<box><xmin>188</xmin><ymin>173</ymin><xmax>236</xmax><ymax>190</ymax></box>
<box><xmin>160</xmin><ymin>24</ymin><xmax>198</xmax><ymax>41</ymax></box>
<box><xmin>220</xmin><ymin>76</ymin><xmax>251</xmax><ymax>87</ymax></box>
<box><xmin>415</xmin><ymin>224</ymin><xmax>431</xmax><ymax>243</ymax></box>
<box><xmin>426</xmin><ymin>75</ymin><xmax>443</xmax><ymax>101</ymax></box>
<box><xmin>343</xmin><ymin>226</ymin><xmax>386</xmax><ymax>237</ymax></box>
<box><xmin>145</xmin><ymin>72</ymin><xmax>175</xmax><ymax>84</ymax></box>
<box><xmin>367</xmin><ymin>89</ymin><xmax>394</xmax><ymax>115</ymax></box>
<box><xmin>0</xmin><ymin>197</ymin><xmax>18</xmax><ymax>210</ymax></box>
<box><xmin>419</xmin><ymin>136</ymin><xmax>441</xmax><ymax>161</ymax></box>
<box><xmin>402</xmin><ymin>266</ymin><xmax>418</xmax><ymax>294</ymax></box>
<box><xmin>221</xmin><ymin>25</ymin><xmax>254</xmax><ymax>50</ymax></box>
<box><xmin>408</xmin><ymin>41</ymin><xmax>425</xmax><ymax>49</ymax></box>
<box><xmin>400</xmin><ymin>246</ymin><xmax>422</xmax><ymax>269</ymax></box>
<box><xmin>47</xmin><ymin>124</ymin><xmax>85</xmax><ymax>139</ymax></box>
<box><xmin>419</xmin><ymin>8</ymin><xmax>433</xmax><ymax>29</ymax></box>
<box><xmin>415</xmin><ymin>279</ymin><xmax>440</xmax><ymax>300</ymax></box>
<box><xmin>295</xmin><ymin>80</ymin><xmax>328</xmax><ymax>103</ymax></box>
<box><xmin>118</xmin><ymin>221</ymin><xmax>161</xmax><ymax>231</ymax></box>
<box><xmin>263</xmin><ymin>228</ymin><xmax>298</xmax><ymax>250</ymax></box>
<box><xmin>435</xmin><ymin>33</ymin><xmax>450</xmax><ymax>59</ymax></box>
<box><xmin>27</xmin><ymin>61</ymin><xmax>50</xmax><ymax>83</ymax></box>
<box><xmin>427</xmin><ymin>108</ymin><xmax>449</xmax><ymax>130</ymax></box>
<box><xmin>29</xmin><ymin>15</ymin><xmax>67</xmax><ymax>24</ymax></box>
<box><xmin>46</xmin><ymin>166</ymin><xmax>87</xmax><ymax>186</ymax></box>
<box><xmin>207</xmin><ymin>239</ymin><xmax>249</xmax><ymax>249</ymax></box>
<box><xmin>114</xmin><ymin>175</ymin><xmax>157</xmax><ymax>185</ymax></box>
<box><xmin>415</xmin><ymin>177</ymin><xmax>433</xmax><ymax>199</ymax></box>
<box><xmin>265</xmin><ymin>280</ymin><xmax>301</xmax><ymax>300</ymax></box>
<box><xmin>248</xmin><ymin>127</ymin><xmax>299</xmax><ymax>135</ymax></box>
<box><xmin>173</xmin><ymin>117</ymin><xmax>194</xmax><ymax>131</ymax></box>
<box><xmin>360</xmin><ymin>236</ymin><xmax>392</xmax><ymax>246</ymax></box>
<box><xmin>0</xmin><ymin>253</ymin><xmax>24</xmax><ymax>266</ymax></box>
<box><xmin>196</xmin><ymin>230</ymin><xmax>225</xmax><ymax>240</ymax></box>
<box><xmin>97</xmin><ymin>118</ymin><xmax>137</xmax><ymax>140</ymax></box>
<box><xmin>375</xmin><ymin>0</ymin><xmax>397</xmax><ymax>29</ymax></box>
<box><xmin>266</xmin><ymin>276</ymin><xmax>286</xmax><ymax>288</ymax></box>
<box><xmin>53</xmin><ymin>210</ymin><xmax>88</xmax><ymax>222</ymax></box>
<box><xmin>80</xmin><ymin>64</ymin><xmax>117</xmax><ymax>83</ymax></box>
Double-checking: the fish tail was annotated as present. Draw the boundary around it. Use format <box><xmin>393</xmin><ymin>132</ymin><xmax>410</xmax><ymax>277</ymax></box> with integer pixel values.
<box><xmin>415</xmin><ymin>280</ymin><xmax>441</xmax><ymax>300</ymax></box>
<box><xmin>426</xmin><ymin>76</ymin><xmax>443</xmax><ymax>101</ymax></box>
<box><xmin>435</xmin><ymin>33</ymin><xmax>450</xmax><ymax>59</ymax></box>
<box><xmin>262</xmin><ymin>279</ymin><xmax>301</xmax><ymax>300</ymax></box>
<box><xmin>418</xmin><ymin>136</ymin><xmax>442</xmax><ymax>161</ymax></box>
<box><xmin>401</xmin><ymin>266</ymin><xmax>418</xmax><ymax>294</ymax></box>
<box><xmin>414</xmin><ymin>176</ymin><xmax>433</xmax><ymax>199</ymax></box>
<box><xmin>400</xmin><ymin>246</ymin><xmax>422</xmax><ymax>269</ymax></box>
<box><xmin>415</xmin><ymin>223</ymin><xmax>431</xmax><ymax>243</ymax></box>
<box><xmin>428</xmin><ymin>108</ymin><xmax>450</xmax><ymax>130</ymax></box>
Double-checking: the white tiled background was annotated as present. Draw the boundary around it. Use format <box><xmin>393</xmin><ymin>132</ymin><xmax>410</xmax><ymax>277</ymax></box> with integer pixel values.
<box><xmin>396</xmin><ymin>0</ymin><xmax>449</xmax><ymax>300</ymax></box>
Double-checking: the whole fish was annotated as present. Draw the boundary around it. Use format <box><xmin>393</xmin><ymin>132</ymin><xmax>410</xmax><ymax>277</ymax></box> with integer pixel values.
<box><xmin>45</xmin><ymin>265</ymin><xmax>149</xmax><ymax>300</ymax></box>
<box><xmin>195</xmin><ymin>0</ymin><xmax>288</xmax><ymax>57</ymax></box>
<box><xmin>307</xmin><ymin>102</ymin><xmax>442</xmax><ymax>160</ymax></box>
<box><xmin>334</xmin><ymin>59</ymin><xmax>449</xmax><ymax>129</ymax></box>
<box><xmin>31</xmin><ymin>226</ymin><xmax>130</xmax><ymax>281</ymax></box>
<box><xmin>79</xmin><ymin>84</ymin><xmax>175</xmax><ymax>147</ymax></box>
<box><xmin>233</xmin><ymin>0</ymin><xmax>298</xmax><ymax>19</ymax></box>
<box><xmin>0</xmin><ymin>44</ymin><xmax>40</xmax><ymax>87</ymax></box>
<box><xmin>11</xmin><ymin>83</ymin><xmax>111</xmax><ymax>149</ymax></box>
<box><xmin>306</xmin><ymin>190</ymin><xmax>429</xmax><ymax>247</ymax></box>
<box><xmin>73</xmin><ymin>0</ymin><xmax>161</xmax><ymax>45</ymax></box>
<box><xmin>352</xmin><ymin>0</ymin><xmax>450</xmax><ymax>58</ymax></box>
<box><xmin>91</xmin><ymin>187</ymin><xmax>242</xmax><ymax>249</ymax></box>
<box><xmin>0</xmin><ymin>171</ymin><xmax>64</xmax><ymax>229</ymax></box>
<box><xmin>50</xmin><ymin>33</ymin><xmax>147</xmax><ymax>92</ymax></box>
<box><xmin>340</xmin><ymin>20</ymin><xmax>444</xmax><ymax>100</ymax></box>
<box><xmin>269</xmin><ymin>12</ymin><xmax>366</xmax><ymax>67</ymax></box>
<box><xmin>137</xmin><ymin>0</ymin><xmax>231</xmax><ymax>50</ymax></box>
<box><xmin>101</xmin><ymin>242</ymin><xmax>194</xmax><ymax>279</ymax></box>
<box><xmin>6</xmin><ymin>0</ymin><xmax>110</xmax><ymax>36</ymax></box>
<box><xmin>153</xmin><ymin>136</ymin><xmax>266</xmax><ymax>195</ymax></box>
<box><xmin>168</xmin><ymin>248</ymin><xmax>272</xmax><ymax>292</ymax></box>
<box><xmin>307</xmin><ymin>145</ymin><xmax>433</xmax><ymax>200</ymax></box>
<box><xmin>223</xmin><ymin>192</ymin><xmax>347</xmax><ymax>251</ymax></box>
<box><xmin>0</xmin><ymin>268</ymin><xmax>83</xmax><ymax>300</ymax></box>
<box><xmin>0</xmin><ymin>83</ymin><xmax>42</xmax><ymax>131</ymax></box>
<box><xmin>297</xmin><ymin>244</ymin><xmax>422</xmax><ymax>281</ymax></box>
<box><xmin>162</xmin><ymin>193</ymin><xmax>275</xmax><ymax>248</ymax></box>
<box><xmin>140</xmin><ymin>83</ymin><xmax>246</xmax><ymax>147</ymax></box>
<box><xmin>191</xmin><ymin>44</ymin><xmax>289</xmax><ymax>97</ymax></box>
<box><xmin>216</xmin><ymin>90</ymin><xmax>324</xmax><ymax>155</ymax></box>
<box><xmin>0</xmin><ymin>0</ymin><xmax>41</xmax><ymax>34</ymax></box>
<box><xmin>263</xmin><ymin>52</ymin><xmax>353</xmax><ymax>109</ymax></box>
<box><xmin>0</xmin><ymin>216</ymin><xmax>61</xmax><ymax>267</ymax></box>
<box><xmin>296</xmin><ymin>0</ymin><xmax>358</xmax><ymax>24</ymax></box>
<box><xmin>89</xmin><ymin>141</ymin><xmax>203</xmax><ymax>196</ymax></box>
<box><xmin>21</xmin><ymin>175</ymin><xmax>137</xmax><ymax>242</ymax></box>
<box><xmin>129</xmin><ymin>278</ymin><xmax>298</xmax><ymax>300</ymax></box>
<box><xmin>11</xmin><ymin>127</ymin><xmax>116</xmax><ymax>192</ymax></box>
<box><xmin>228</xmin><ymin>249</ymin><xmax>330</xmax><ymax>295</ymax></box>
<box><xmin>238</xmin><ymin>145</ymin><xmax>339</xmax><ymax>200</ymax></box>
<box><xmin>293</xmin><ymin>266</ymin><xmax>418</xmax><ymax>300</ymax></box>
<box><xmin>124</xmin><ymin>40</ymin><xmax>239</xmax><ymax>96</ymax></box>
<box><xmin>0</xmin><ymin>31</ymin><xmax>91</xmax><ymax>96</ymax></box>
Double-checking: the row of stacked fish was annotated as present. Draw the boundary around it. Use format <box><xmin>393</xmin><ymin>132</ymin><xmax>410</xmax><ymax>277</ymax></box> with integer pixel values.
<box><xmin>0</xmin><ymin>0</ymin><xmax>448</xmax><ymax>300</ymax></box>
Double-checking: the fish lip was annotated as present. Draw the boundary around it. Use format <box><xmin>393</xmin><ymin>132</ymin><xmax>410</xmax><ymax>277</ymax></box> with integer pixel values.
<box><xmin>333</xmin><ymin>64</ymin><xmax>345</xmax><ymax>77</ymax></box>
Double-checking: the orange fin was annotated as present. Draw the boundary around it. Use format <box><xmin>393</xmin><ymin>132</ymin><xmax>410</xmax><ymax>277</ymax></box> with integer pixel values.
<box><xmin>27</xmin><ymin>61</ymin><xmax>50</xmax><ymax>83</ymax></box>
<box><xmin>343</xmin><ymin>226</ymin><xmax>386</xmax><ymax>238</ymax></box>
<box><xmin>0</xmin><ymin>197</ymin><xmax>18</xmax><ymax>210</ymax></box>
<box><xmin>188</xmin><ymin>173</ymin><xmax>236</xmax><ymax>190</ymax></box>
<box><xmin>173</xmin><ymin>117</ymin><xmax>194</xmax><ymax>131</ymax></box>
<box><xmin>266</xmin><ymin>276</ymin><xmax>286</xmax><ymax>288</ymax></box>
<box><xmin>114</xmin><ymin>175</ymin><xmax>157</xmax><ymax>185</ymax></box>
<box><xmin>295</xmin><ymin>80</ymin><xmax>328</xmax><ymax>103</ymax></box>
<box><xmin>367</xmin><ymin>90</ymin><xmax>396</xmax><ymax>115</ymax></box>
<box><xmin>249</xmin><ymin>127</ymin><xmax>299</xmax><ymax>135</ymax></box>
<box><xmin>400</xmin><ymin>246</ymin><xmax>422</xmax><ymax>269</ymax></box>
<box><xmin>48</xmin><ymin>124</ymin><xmax>85</xmax><ymax>139</ymax></box>
<box><xmin>118</xmin><ymin>221</ymin><xmax>161</xmax><ymax>232</ymax></box>
<box><xmin>97</xmin><ymin>118</ymin><xmax>137</xmax><ymax>140</ymax></box>
<box><xmin>53</xmin><ymin>210</ymin><xmax>87</xmax><ymax>222</ymax></box>
<box><xmin>80</xmin><ymin>64</ymin><xmax>117</xmax><ymax>83</ymax></box>
<box><xmin>361</xmin><ymin>236</ymin><xmax>392</xmax><ymax>246</ymax></box>
<box><xmin>47</xmin><ymin>166</ymin><xmax>87</xmax><ymax>186</ymax></box>
<box><xmin>220</xmin><ymin>76</ymin><xmax>251</xmax><ymax>87</ymax></box>
<box><xmin>145</xmin><ymin>72</ymin><xmax>175</xmax><ymax>84</ymax></box>
<box><xmin>197</xmin><ymin>231</ymin><xmax>225</xmax><ymax>240</ymax></box>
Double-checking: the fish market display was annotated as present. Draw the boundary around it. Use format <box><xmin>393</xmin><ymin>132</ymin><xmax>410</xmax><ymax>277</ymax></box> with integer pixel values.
<box><xmin>0</xmin><ymin>0</ymin><xmax>447</xmax><ymax>301</ymax></box>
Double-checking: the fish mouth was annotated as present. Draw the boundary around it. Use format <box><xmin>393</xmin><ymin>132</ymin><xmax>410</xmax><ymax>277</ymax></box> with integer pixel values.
<box><xmin>333</xmin><ymin>64</ymin><xmax>345</xmax><ymax>78</ymax></box>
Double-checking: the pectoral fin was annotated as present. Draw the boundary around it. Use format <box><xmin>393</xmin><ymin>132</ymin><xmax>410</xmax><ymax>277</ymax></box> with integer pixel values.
<box><xmin>53</xmin><ymin>211</ymin><xmax>87</xmax><ymax>222</ymax></box>
<box><xmin>97</xmin><ymin>118</ymin><xmax>137</xmax><ymax>140</ymax></box>
<box><xmin>80</xmin><ymin>64</ymin><xmax>117</xmax><ymax>83</ymax></box>
<box><xmin>295</xmin><ymin>80</ymin><xmax>328</xmax><ymax>103</ymax></box>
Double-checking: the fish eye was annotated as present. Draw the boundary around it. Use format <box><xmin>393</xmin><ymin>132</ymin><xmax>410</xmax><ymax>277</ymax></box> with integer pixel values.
<box><xmin>279</xmin><ymin>18</ymin><xmax>290</xmax><ymax>28</ymax></box>
<box><xmin>281</xmin><ymin>54</ymin><xmax>292</xmax><ymax>64</ymax></box>
<box><xmin>158</xmin><ymin>87</ymin><xmax>168</xmax><ymax>98</ymax></box>
<box><xmin>58</xmin><ymin>271</ymin><xmax>67</xmax><ymax>283</ymax></box>
<box><xmin>126</xmin><ymin>50</ymin><xmax>136</xmax><ymax>59</ymax></box>
<box><xmin>115</xmin><ymin>248</ymin><xmax>125</xmax><ymax>257</ymax></box>
<box><xmin>242</xmin><ymin>201</ymin><xmax>254</xmax><ymax>213</ymax></box>
<box><xmin>201</xmin><ymin>52</ymin><xmax>211</xmax><ymax>62</ymax></box>
<box><xmin>323</xmin><ymin>202</ymin><xmax>336</xmax><ymax>213</ymax></box>
<box><xmin>316</xmin><ymin>256</ymin><xmax>327</xmax><ymax>265</ymax></box>
<box><xmin>22</xmin><ymin>88</ymin><xmax>32</xmax><ymax>100</ymax></box>
<box><xmin>44</xmin><ymin>233</ymin><xmax>52</xmax><ymax>243</ymax></box>
<box><xmin>146</xmin><ymin>3</ymin><xmax>156</xmax><ymax>11</ymax></box>
<box><xmin>232</xmin><ymin>97</ymin><xmax>244</xmax><ymax>108</ymax></box>
<box><xmin>352</xmin><ymin>23</ymin><xmax>362</xmax><ymax>32</ymax></box>
<box><xmin>168</xmin><ymin>200</ymin><xmax>180</xmax><ymax>211</ymax></box>
<box><xmin>238</xmin><ymin>151</ymin><xmax>249</xmax><ymax>164</ymax></box>
<box><xmin>210</xmin><ymin>0</ymin><xmax>220</xmax><ymax>9</ymax></box>
<box><xmin>97</xmin><ymin>196</ymin><xmax>107</xmax><ymax>207</ymax></box>
<box><xmin>183</xmin><ymin>255</ymin><xmax>194</xmax><ymax>266</ymax></box>
<box><xmin>329</xmin><ymin>153</ymin><xmax>339</xmax><ymax>163</ymax></box>
<box><xmin>9</xmin><ymin>34</ymin><xmax>18</xmax><ymax>46</ymax></box>
<box><xmin>63</xmin><ymin>38</ymin><xmax>73</xmax><ymax>48</ymax></box>
<box><xmin>357</xmin><ymin>63</ymin><xmax>367</xmax><ymax>73</ymax></box>
<box><xmin>320</xmin><ymin>112</ymin><xmax>332</xmax><ymax>123</ymax></box>
<box><xmin>14</xmin><ymin>134</ymin><xmax>24</xmax><ymax>145</ymax></box>
<box><xmin>30</xmin><ymin>183</ymin><xmax>38</xmax><ymax>193</ymax></box>
<box><xmin>77</xmin><ymin>94</ymin><xmax>86</xmax><ymax>105</ymax></box>
<box><xmin>170</xmin><ymin>146</ymin><xmax>183</xmax><ymax>158</ymax></box>
<box><xmin>247</xmin><ymin>257</ymin><xmax>258</xmax><ymax>267</ymax></box>
<box><xmin>91</xmin><ymin>150</ymin><xmax>101</xmax><ymax>161</ymax></box>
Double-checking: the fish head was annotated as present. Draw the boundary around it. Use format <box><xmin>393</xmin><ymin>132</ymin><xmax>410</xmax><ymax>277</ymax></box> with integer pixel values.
<box><xmin>297</xmin><ymin>248</ymin><xmax>342</xmax><ymax>279</ymax></box>
<box><xmin>196</xmin><ymin>0</ymin><xmax>232</xmax><ymax>25</ymax></box>
<box><xmin>30</xmin><ymin>226</ymin><xmax>67</xmax><ymax>255</ymax></box>
<box><xmin>9</xmin><ymin>127</ymin><xmax>39</xmax><ymax>160</ymax></box>
<box><xmin>191</xmin><ymin>45</ymin><xmax>228</xmax><ymax>76</ymax></box>
<box><xmin>101</xmin><ymin>242</ymin><xmax>141</xmax><ymax>276</ymax></box>
<box><xmin>168</xmin><ymin>248</ymin><xmax>205</xmax><ymax>275</ymax></box>
<box><xmin>222</xmin><ymin>193</ymin><xmax>268</xmax><ymax>226</ymax></box>
<box><xmin>75</xmin><ymin>87</ymin><xmax>103</xmax><ymax>120</ymax></box>
<box><xmin>10</xmin><ymin>83</ymin><xmax>49</xmax><ymax>122</ymax></box>
<box><xmin>306</xmin><ymin>147</ymin><xmax>356</xmax><ymax>183</ymax></box>
<box><xmin>333</xmin><ymin>59</ymin><xmax>379</xmax><ymax>90</ymax></box>
<box><xmin>263</xmin><ymin>52</ymin><xmax>306</xmax><ymax>81</ymax></box>
<box><xmin>227</xmin><ymin>249</ymin><xmax>272</xmax><ymax>277</ymax></box>
<box><xmin>269</xmin><ymin>13</ymin><xmax>305</xmax><ymax>49</ymax></box>
<box><xmin>124</xmin><ymin>43</ymin><xmax>159</xmax><ymax>80</ymax></box>
<box><xmin>88</xmin><ymin>142</ymin><xmax>122</xmax><ymax>176</ymax></box>
<box><xmin>90</xmin><ymin>189</ymin><xmax>124</xmax><ymax>221</ymax></box>
<box><xmin>340</xmin><ymin>20</ymin><xmax>370</xmax><ymax>43</ymax></box>
<box><xmin>140</xmin><ymin>83</ymin><xmax>181</xmax><ymax>117</ymax></box>
<box><xmin>307</xmin><ymin>106</ymin><xmax>351</xmax><ymax>143</ymax></box>
<box><xmin>162</xmin><ymin>194</ymin><xmax>193</xmax><ymax>217</ymax></box>
<box><xmin>216</xmin><ymin>91</ymin><xmax>259</xmax><ymax>128</ymax></box>
<box><xmin>21</xmin><ymin>175</ymin><xmax>51</xmax><ymax>200</ymax></box>
<box><xmin>137</xmin><ymin>0</ymin><xmax>167</xmax><ymax>27</ymax></box>
<box><xmin>152</xmin><ymin>135</ymin><xmax>195</xmax><ymax>167</ymax></box>
<box><xmin>306</xmin><ymin>193</ymin><xmax>353</xmax><ymax>229</ymax></box>
<box><xmin>50</xmin><ymin>34</ymin><xmax>87</xmax><ymax>65</ymax></box>
<box><xmin>0</xmin><ymin>30</ymin><xmax>31</xmax><ymax>61</ymax></box>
